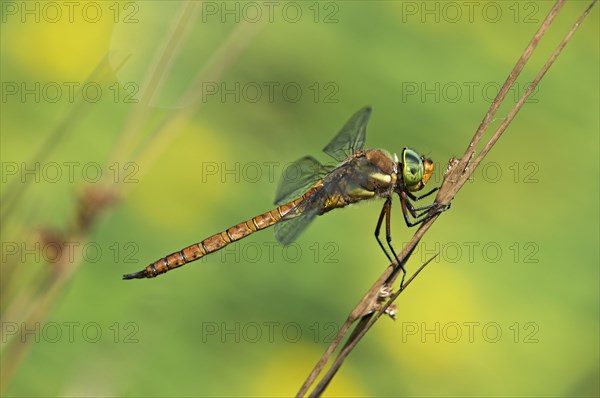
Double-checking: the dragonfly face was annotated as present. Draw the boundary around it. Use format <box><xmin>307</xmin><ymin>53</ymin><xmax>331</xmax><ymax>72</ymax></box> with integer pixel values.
<box><xmin>398</xmin><ymin>147</ymin><xmax>434</xmax><ymax>192</ymax></box>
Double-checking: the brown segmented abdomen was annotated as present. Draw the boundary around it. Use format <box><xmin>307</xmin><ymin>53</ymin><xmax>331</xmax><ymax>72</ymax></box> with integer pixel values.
<box><xmin>122</xmin><ymin>185</ymin><xmax>320</xmax><ymax>279</ymax></box>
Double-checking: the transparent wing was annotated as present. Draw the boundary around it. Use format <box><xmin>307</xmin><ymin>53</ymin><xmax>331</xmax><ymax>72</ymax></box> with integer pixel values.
<box><xmin>322</xmin><ymin>106</ymin><xmax>372</xmax><ymax>162</ymax></box>
<box><xmin>274</xmin><ymin>156</ymin><xmax>333</xmax><ymax>205</ymax></box>
<box><xmin>274</xmin><ymin>192</ymin><xmax>323</xmax><ymax>246</ymax></box>
<box><xmin>274</xmin><ymin>164</ymin><xmax>352</xmax><ymax>246</ymax></box>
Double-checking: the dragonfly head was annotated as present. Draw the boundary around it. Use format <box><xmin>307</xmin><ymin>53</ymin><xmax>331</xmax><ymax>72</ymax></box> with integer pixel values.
<box><xmin>399</xmin><ymin>148</ymin><xmax>434</xmax><ymax>192</ymax></box>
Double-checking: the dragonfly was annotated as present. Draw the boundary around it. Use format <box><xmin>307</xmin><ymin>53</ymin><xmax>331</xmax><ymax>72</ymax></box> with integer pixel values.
<box><xmin>123</xmin><ymin>106</ymin><xmax>449</xmax><ymax>281</ymax></box>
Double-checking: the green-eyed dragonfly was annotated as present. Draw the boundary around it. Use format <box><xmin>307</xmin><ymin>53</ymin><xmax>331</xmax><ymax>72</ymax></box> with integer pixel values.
<box><xmin>123</xmin><ymin>107</ymin><xmax>449</xmax><ymax>280</ymax></box>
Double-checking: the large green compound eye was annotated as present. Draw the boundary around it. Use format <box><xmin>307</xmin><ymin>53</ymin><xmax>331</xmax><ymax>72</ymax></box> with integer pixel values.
<box><xmin>402</xmin><ymin>148</ymin><xmax>424</xmax><ymax>187</ymax></box>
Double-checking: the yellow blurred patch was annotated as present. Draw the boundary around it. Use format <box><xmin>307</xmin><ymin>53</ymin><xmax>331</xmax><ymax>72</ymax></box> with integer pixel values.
<box><xmin>379</xmin><ymin>267</ymin><xmax>483</xmax><ymax>367</ymax></box>
<box><xmin>366</xmin><ymin>269</ymin><xmax>496</xmax><ymax>395</ymax></box>
<box><xmin>249</xmin><ymin>344</ymin><xmax>367</xmax><ymax>397</ymax></box>
<box><xmin>4</xmin><ymin>7</ymin><xmax>113</xmax><ymax>79</ymax></box>
<box><xmin>130</xmin><ymin>121</ymin><xmax>235</xmax><ymax>230</ymax></box>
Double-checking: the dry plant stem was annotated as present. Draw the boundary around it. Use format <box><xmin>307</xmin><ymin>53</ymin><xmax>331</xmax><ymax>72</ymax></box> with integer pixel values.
<box><xmin>108</xmin><ymin>2</ymin><xmax>198</xmax><ymax>167</ymax></box>
<box><xmin>465</xmin><ymin>0</ymin><xmax>564</xmax><ymax>150</ymax></box>
<box><xmin>298</xmin><ymin>267</ymin><xmax>394</xmax><ymax>394</ymax></box>
<box><xmin>297</xmin><ymin>1</ymin><xmax>597</xmax><ymax>396</ymax></box>
<box><xmin>0</xmin><ymin>234</ymin><xmax>86</xmax><ymax>389</ymax></box>
<box><xmin>106</xmin><ymin>3</ymin><xmax>262</xmax><ymax>185</ymax></box>
<box><xmin>308</xmin><ymin>253</ymin><xmax>441</xmax><ymax>398</ymax></box>
<box><xmin>440</xmin><ymin>0</ymin><xmax>565</xmax><ymax>201</ymax></box>
<box><xmin>1</xmin><ymin>8</ymin><xmax>260</xmax><ymax>394</ymax></box>
<box><xmin>0</xmin><ymin>56</ymin><xmax>129</xmax><ymax>317</ymax></box>
<box><xmin>297</xmin><ymin>219</ymin><xmax>432</xmax><ymax>397</ymax></box>
<box><xmin>0</xmin><ymin>70</ymin><xmax>143</xmax><ymax>398</ymax></box>
<box><xmin>129</xmin><ymin>21</ymin><xmax>261</xmax><ymax>184</ymax></box>
<box><xmin>0</xmin><ymin>56</ymin><xmax>118</xmax><ymax>223</ymax></box>
<box><xmin>445</xmin><ymin>0</ymin><xmax>598</xmax><ymax>201</ymax></box>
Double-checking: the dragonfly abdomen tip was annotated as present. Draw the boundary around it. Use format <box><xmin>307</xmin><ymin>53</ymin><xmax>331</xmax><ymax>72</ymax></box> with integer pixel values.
<box><xmin>122</xmin><ymin>270</ymin><xmax>147</xmax><ymax>280</ymax></box>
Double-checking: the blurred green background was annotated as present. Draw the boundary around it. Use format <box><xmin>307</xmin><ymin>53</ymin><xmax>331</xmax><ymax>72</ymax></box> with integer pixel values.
<box><xmin>1</xmin><ymin>1</ymin><xmax>598</xmax><ymax>397</ymax></box>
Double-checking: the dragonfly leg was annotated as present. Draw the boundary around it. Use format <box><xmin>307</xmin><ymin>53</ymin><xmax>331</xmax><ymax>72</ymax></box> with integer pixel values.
<box><xmin>374</xmin><ymin>198</ymin><xmax>394</xmax><ymax>263</ymax></box>
<box><xmin>401</xmin><ymin>192</ymin><xmax>450</xmax><ymax>227</ymax></box>
<box><xmin>399</xmin><ymin>191</ymin><xmax>418</xmax><ymax>227</ymax></box>
<box><xmin>374</xmin><ymin>197</ymin><xmax>407</xmax><ymax>286</ymax></box>
<box><xmin>408</xmin><ymin>186</ymin><xmax>439</xmax><ymax>201</ymax></box>
<box><xmin>406</xmin><ymin>187</ymin><xmax>451</xmax><ymax>214</ymax></box>
<box><xmin>405</xmin><ymin>189</ymin><xmax>444</xmax><ymax>212</ymax></box>
<box><xmin>412</xmin><ymin>195</ymin><xmax>451</xmax><ymax>219</ymax></box>
<box><xmin>385</xmin><ymin>197</ymin><xmax>405</xmax><ymax>277</ymax></box>
<box><xmin>409</xmin><ymin>201</ymin><xmax>440</xmax><ymax>213</ymax></box>
<box><xmin>396</xmin><ymin>193</ymin><xmax>450</xmax><ymax>288</ymax></box>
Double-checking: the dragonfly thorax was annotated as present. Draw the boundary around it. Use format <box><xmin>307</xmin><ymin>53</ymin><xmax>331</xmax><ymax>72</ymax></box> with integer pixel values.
<box><xmin>318</xmin><ymin>149</ymin><xmax>397</xmax><ymax>208</ymax></box>
<box><xmin>364</xmin><ymin>149</ymin><xmax>397</xmax><ymax>177</ymax></box>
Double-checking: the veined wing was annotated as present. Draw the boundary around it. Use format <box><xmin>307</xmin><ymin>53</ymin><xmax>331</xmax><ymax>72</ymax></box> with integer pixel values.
<box><xmin>275</xmin><ymin>156</ymin><xmax>333</xmax><ymax>205</ymax></box>
<box><xmin>274</xmin><ymin>107</ymin><xmax>372</xmax><ymax>244</ymax></box>
<box><xmin>276</xmin><ymin>107</ymin><xmax>371</xmax><ymax>204</ymax></box>
<box><xmin>275</xmin><ymin>183</ymin><xmax>339</xmax><ymax>246</ymax></box>
<box><xmin>274</xmin><ymin>161</ymin><xmax>353</xmax><ymax>246</ymax></box>
<box><xmin>274</xmin><ymin>195</ymin><xmax>321</xmax><ymax>246</ymax></box>
<box><xmin>322</xmin><ymin>106</ymin><xmax>372</xmax><ymax>162</ymax></box>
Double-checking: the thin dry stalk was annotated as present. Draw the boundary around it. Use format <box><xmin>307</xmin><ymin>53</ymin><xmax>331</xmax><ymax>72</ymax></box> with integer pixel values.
<box><xmin>0</xmin><ymin>56</ymin><xmax>118</xmax><ymax>223</ymax></box>
<box><xmin>297</xmin><ymin>0</ymin><xmax>597</xmax><ymax>396</ymax></box>
<box><xmin>0</xmin><ymin>5</ymin><xmax>260</xmax><ymax>393</ymax></box>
